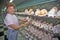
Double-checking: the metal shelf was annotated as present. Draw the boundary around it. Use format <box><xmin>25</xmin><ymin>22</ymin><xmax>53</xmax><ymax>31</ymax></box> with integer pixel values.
<box><xmin>16</xmin><ymin>14</ymin><xmax>60</xmax><ymax>25</ymax></box>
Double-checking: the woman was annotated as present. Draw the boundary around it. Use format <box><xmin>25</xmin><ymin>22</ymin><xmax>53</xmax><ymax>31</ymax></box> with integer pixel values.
<box><xmin>4</xmin><ymin>3</ymin><xmax>30</xmax><ymax>40</ymax></box>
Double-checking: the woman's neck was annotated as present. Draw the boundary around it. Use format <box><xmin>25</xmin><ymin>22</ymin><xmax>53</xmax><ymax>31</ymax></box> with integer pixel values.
<box><xmin>8</xmin><ymin>12</ymin><xmax>14</xmax><ymax>15</ymax></box>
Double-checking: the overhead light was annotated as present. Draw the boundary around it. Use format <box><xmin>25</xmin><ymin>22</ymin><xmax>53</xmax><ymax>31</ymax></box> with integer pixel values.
<box><xmin>9</xmin><ymin>0</ymin><xmax>14</xmax><ymax>3</ymax></box>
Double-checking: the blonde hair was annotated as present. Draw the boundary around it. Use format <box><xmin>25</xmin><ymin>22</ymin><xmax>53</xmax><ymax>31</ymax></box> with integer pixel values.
<box><xmin>6</xmin><ymin>3</ymin><xmax>15</xmax><ymax>9</ymax></box>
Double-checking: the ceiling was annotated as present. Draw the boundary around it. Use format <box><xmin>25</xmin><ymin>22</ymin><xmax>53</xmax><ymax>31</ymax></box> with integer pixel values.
<box><xmin>0</xmin><ymin>0</ymin><xmax>57</xmax><ymax>9</ymax></box>
<box><xmin>13</xmin><ymin>0</ymin><xmax>28</xmax><ymax>6</ymax></box>
<box><xmin>16</xmin><ymin>0</ymin><xmax>56</xmax><ymax>9</ymax></box>
<box><xmin>0</xmin><ymin>0</ymin><xmax>59</xmax><ymax>11</ymax></box>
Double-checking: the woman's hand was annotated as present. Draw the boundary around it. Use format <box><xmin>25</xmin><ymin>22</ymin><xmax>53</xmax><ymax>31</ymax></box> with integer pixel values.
<box><xmin>24</xmin><ymin>21</ymin><xmax>31</xmax><ymax>27</ymax></box>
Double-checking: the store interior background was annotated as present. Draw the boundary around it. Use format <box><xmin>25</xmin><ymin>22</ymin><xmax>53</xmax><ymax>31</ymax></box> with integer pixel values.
<box><xmin>0</xmin><ymin>0</ymin><xmax>60</xmax><ymax>40</ymax></box>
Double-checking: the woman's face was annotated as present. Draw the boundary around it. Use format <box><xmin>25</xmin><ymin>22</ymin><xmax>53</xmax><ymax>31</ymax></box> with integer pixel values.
<box><xmin>7</xmin><ymin>6</ymin><xmax>15</xmax><ymax>14</ymax></box>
